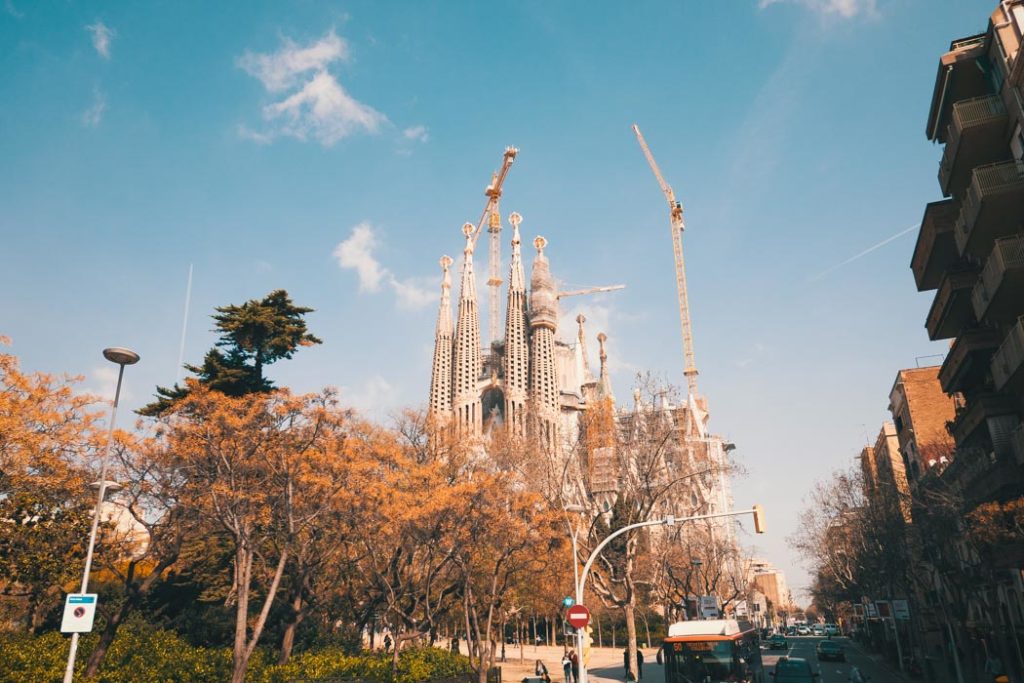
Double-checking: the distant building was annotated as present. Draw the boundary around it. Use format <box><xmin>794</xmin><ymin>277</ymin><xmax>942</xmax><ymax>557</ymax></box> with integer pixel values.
<box><xmin>748</xmin><ymin>558</ymin><xmax>790</xmax><ymax>614</ymax></box>
<box><xmin>860</xmin><ymin>422</ymin><xmax>912</xmax><ymax>523</ymax></box>
<box><xmin>887</xmin><ymin>367</ymin><xmax>958</xmax><ymax>483</ymax></box>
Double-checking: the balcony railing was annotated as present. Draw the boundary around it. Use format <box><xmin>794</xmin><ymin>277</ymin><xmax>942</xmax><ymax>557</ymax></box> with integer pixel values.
<box><xmin>949</xmin><ymin>392</ymin><xmax>1018</xmax><ymax>445</ymax></box>
<box><xmin>912</xmin><ymin>199</ymin><xmax>959</xmax><ymax>291</ymax></box>
<box><xmin>1012</xmin><ymin>422</ymin><xmax>1024</xmax><ymax>465</ymax></box>
<box><xmin>939</xmin><ymin>327</ymin><xmax>1001</xmax><ymax>393</ymax></box>
<box><xmin>939</xmin><ymin>95</ymin><xmax>1007</xmax><ymax>195</ymax></box>
<box><xmin>971</xmin><ymin>234</ymin><xmax>1024</xmax><ymax>321</ymax></box>
<box><xmin>955</xmin><ymin>160</ymin><xmax>1024</xmax><ymax>255</ymax></box>
<box><xmin>992</xmin><ymin>317</ymin><xmax>1024</xmax><ymax>391</ymax></box>
<box><xmin>926</xmin><ymin>269</ymin><xmax>979</xmax><ymax>340</ymax></box>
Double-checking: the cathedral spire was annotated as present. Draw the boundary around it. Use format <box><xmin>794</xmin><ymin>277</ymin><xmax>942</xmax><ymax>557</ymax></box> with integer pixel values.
<box><xmin>452</xmin><ymin>222</ymin><xmax>482</xmax><ymax>435</ymax></box>
<box><xmin>597</xmin><ymin>332</ymin><xmax>614</xmax><ymax>401</ymax></box>
<box><xmin>428</xmin><ymin>255</ymin><xmax>454</xmax><ymax>421</ymax></box>
<box><xmin>503</xmin><ymin>212</ymin><xmax>529</xmax><ymax>435</ymax></box>
<box><xmin>529</xmin><ymin>235</ymin><xmax>559</xmax><ymax>448</ymax></box>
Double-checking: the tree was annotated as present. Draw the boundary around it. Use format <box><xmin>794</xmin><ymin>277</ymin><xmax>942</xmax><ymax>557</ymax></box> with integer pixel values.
<box><xmin>0</xmin><ymin>338</ymin><xmax>100</xmax><ymax>631</ymax></box>
<box><xmin>151</xmin><ymin>385</ymin><xmax>351</xmax><ymax>683</ymax></box>
<box><xmin>140</xmin><ymin>289</ymin><xmax>321</xmax><ymax>415</ymax></box>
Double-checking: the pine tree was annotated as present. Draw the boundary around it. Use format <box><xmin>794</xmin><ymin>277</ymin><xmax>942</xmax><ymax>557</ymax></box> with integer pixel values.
<box><xmin>140</xmin><ymin>289</ymin><xmax>321</xmax><ymax>415</ymax></box>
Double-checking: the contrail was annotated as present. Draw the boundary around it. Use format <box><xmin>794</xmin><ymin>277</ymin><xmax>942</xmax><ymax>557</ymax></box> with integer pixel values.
<box><xmin>809</xmin><ymin>223</ymin><xmax>920</xmax><ymax>282</ymax></box>
<box><xmin>176</xmin><ymin>264</ymin><xmax>193</xmax><ymax>384</ymax></box>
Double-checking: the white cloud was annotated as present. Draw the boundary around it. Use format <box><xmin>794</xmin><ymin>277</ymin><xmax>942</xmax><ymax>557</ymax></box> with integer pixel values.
<box><xmin>341</xmin><ymin>375</ymin><xmax>397</xmax><ymax>415</ymax></box>
<box><xmin>237</xmin><ymin>30</ymin><xmax>386</xmax><ymax>147</ymax></box>
<box><xmin>334</xmin><ymin>222</ymin><xmax>387</xmax><ymax>292</ymax></box>
<box><xmin>402</xmin><ymin>125</ymin><xmax>429</xmax><ymax>143</ymax></box>
<box><xmin>4</xmin><ymin>1</ymin><xmax>24</xmax><ymax>19</ymax></box>
<box><xmin>81</xmin><ymin>87</ymin><xmax>106</xmax><ymax>127</ymax></box>
<box><xmin>89</xmin><ymin>366</ymin><xmax>132</xmax><ymax>403</ymax></box>
<box><xmin>333</xmin><ymin>223</ymin><xmax>438</xmax><ymax>309</ymax></box>
<box><xmin>86</xmin><ymin>21</ymin><xmax>115</xmax><ymax>59</ymax></box>
<box><xmin>757</xmin><ymin>0</ymin><xmax>877</xmax><ymax>19</ymax></box>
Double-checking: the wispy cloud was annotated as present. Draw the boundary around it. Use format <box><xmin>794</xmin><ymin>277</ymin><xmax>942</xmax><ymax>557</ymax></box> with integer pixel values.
<box><xmin>757</xmin><ymin>0</ymin><xmax>878</xmax><ymax>19</ymax></box>
<box><xmin>81</xmin><ymin>87</ymin><xmax>106</xmax><ymax>127</ymax></box>
<box><xmin>341</xmin><ymin>375</ymin><xmax>399</xmax><ymax>417</ymax></box>
<box><xmin>333</xmin><ymin>222</ymin><xmax>437</xmax><ymax>310</ymax></box>
<box><xmin>402</xmin><ymin>125</ymin><xmax>429</xmax><ymax>143</ymax></box>
<box><xmin>237</xmin><ymin>30</ymin><xmax>386</xmax><ymax>147</ymax></box>
<box><xmin>89</xmin><ymin>365</ymin><xmax>132</xmax><ymax>403</ymax></box>
<box><xmin>809</xmin><ymin>223</ymin><xmax>919</xmax><ymax>282</ymax></box>
<box><xmin>4</xmin><ymin>0</ymin><xmax>24</xmax><ymax>19</ymax></box>
<box><xmin>85</xmin><ymin>21</ymin><xmax>115</xmax><ymax>59</ymax></box>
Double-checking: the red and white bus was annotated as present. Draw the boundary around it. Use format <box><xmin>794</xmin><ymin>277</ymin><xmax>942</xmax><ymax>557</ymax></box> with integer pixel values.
<box><xmin>662</xmin><ymin>619</ymin><xmax>764</xmax><ymax>683</ymax></box>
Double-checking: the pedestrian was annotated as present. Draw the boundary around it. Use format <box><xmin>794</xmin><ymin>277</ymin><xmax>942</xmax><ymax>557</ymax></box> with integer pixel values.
<box><xmin>636</xmin><ymin>649</ymin><xmax>644</xmax><ymax>680</ymax></box>
<box><xmin>536</xmin><ymin>659</ymin><xmax>550</xmax><ymax>683</ymax></box>
<box><xmin>562</xmin><ymin>651</ymin><xmax>572</xmax><ymax>683</ymax></box>
<box><xmin>569</xmin><ymin>649</ymin><xmax>580</xmax><ymax>683</ymax></box>
<box><xmin>383</xmin><ymin>633</ymin><xmax>392</xmax><ymax>652</ymax></box>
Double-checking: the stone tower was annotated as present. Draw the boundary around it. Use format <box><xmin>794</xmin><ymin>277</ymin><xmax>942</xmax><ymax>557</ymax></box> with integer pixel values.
<box><xmin>503</xmin><ymin>212</ymin><xmax>529</xmax><ymax>436</ymax></box>
<box><xmin>452</xmin><ymin>223</ymin><xmax>482</xmax><ymax>435</ymax></box>
<box><xmin>528</xmin><ymin>236</ymin><xmax>559</xmax><ymax>447</ymax></box>
<box><xmin>428</xmin><ymin>255</ymin><xmax>454</xmax><ymax>421</ymax></box>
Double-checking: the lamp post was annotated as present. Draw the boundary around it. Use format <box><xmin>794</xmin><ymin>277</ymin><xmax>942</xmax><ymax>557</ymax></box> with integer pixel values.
<box><xmin>562</xmin><ymin>503</ymin><xmax>587</xmax><ymax>660</ymax></box>
<box><xmin>574</xmin><ymin>506</ymin><xmax>765</xmax><ymax>683</ymax></box>
<box><xmin>63</xmin><ymin>347</ymin><xmax>139</xmax><ymax>683</ymax></box>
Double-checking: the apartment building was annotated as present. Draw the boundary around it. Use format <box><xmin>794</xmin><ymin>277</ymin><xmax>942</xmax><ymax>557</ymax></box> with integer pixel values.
<box><xmin>913</xmin><ymin>1</ymin><xmax>1024</xmax><ymax>507</ymax></box>
<box><xmin>888</xmin><ymin>366</ymin><xmax>958</xmax><ymax>483</ymax></box>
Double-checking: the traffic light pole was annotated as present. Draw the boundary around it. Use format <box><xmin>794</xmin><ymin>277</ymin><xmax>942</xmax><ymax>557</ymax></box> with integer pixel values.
<box><xmin>575</xmin><ymin>507</ymin><xmax>765</xmax><ymax>683</ymax></box>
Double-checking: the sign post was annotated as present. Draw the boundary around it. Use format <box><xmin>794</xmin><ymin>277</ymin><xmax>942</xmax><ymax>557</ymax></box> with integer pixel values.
<box><xmin>60</xmin><ymin>594</ymin><xmax>97</xmax><ymax>634</ymax></box>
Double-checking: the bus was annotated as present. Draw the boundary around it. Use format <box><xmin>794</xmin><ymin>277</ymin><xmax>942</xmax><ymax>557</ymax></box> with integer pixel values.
<box><xmin>662</xmin><ymin>619</ymin><xmax>764</xmax><ymax>683</ymax></box>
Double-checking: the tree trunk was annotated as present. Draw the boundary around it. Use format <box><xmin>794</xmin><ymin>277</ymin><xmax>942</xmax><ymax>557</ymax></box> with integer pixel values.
<box><xmin>84</xmin><ymin>598</ymin><xmax>132</xmax><ymax>677</ymax></box>
<box><xmin>596</xmin><ymin>616</ymin><xmax>603</xmax><ymax>648</ymax></box>
<box><xmin>231</xmin><ymin>543</ymin><xmax>289</xmax><ymax>683</ymax></box>
<box><xmin>278</xmin><ymin>591</ymin><xmax>305</xmax><ymax>664</ymax></box>
<box><xmin>625</xmin><ymin>603</ymin><xmax>638</xmax><ymax>681</ymax></box>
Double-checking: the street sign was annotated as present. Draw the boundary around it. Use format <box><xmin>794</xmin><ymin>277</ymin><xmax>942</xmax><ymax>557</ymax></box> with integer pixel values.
<box><xmin>699</xmin><ymin>595</ymin><xmax>721</xmax><ymax>619</ymax></box>
<box><xmin>60</xmin><ymin>594</ymin><xmax>97</xmax><ymax>633</ymax></box>
<box><xmin>562</xmin><ymin>596</ymin><xmax>575</xmax><ymax>608</ymax></box>
<box><xmin>566</xmin><ymin>604</ymin><xmax>591</xmax><ymax>629</ymax></box>
<box><xmin>892</xmin><ymin>600</ymin><xmax>910</xmax><ymax>620</ymax></box>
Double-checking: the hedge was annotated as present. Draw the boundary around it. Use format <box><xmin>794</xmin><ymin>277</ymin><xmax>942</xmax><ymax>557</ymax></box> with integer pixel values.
<box><xmin>0</xmin><ymin>629</ymin><xmax>472</xmax><ymax>683</ymax></box>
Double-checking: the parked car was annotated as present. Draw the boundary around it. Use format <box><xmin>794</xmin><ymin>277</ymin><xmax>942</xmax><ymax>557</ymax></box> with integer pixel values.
<box><xmin>824</xmin><ymin>624</ymin><xmax>840</xmax><ymax>637</ymax></box>
<box><xmin>769</xmin><ymin>656</ymin><xmax>818</xmax><ymax>681</ymax></box>
<box><xmin>768</xmin><ymin>634</ymin><xmax>789</xmax><ymax>650</ymax></box>
<box><xmin>816</xmin><ymin>640</ymin><xmax>845</xmax><ymax>662</ymax></box>
<box><xmin>811</xmin><ymin>625</ymin><xmax>824</xmax><ymax>636</ymax></box>
<box><xmin>786</xmin><ymin>626</ymin><xmax>798</xmax><ymax>636</ymax></box>
<box><xmin>796</xmin><ymin>625</ymin><xmax>810</xmax><ymax>636</ymax></box>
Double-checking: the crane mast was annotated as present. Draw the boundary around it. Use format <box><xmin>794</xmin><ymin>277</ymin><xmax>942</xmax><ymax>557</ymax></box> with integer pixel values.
<box><xmin>472</xmin><ymin>146</ymin><xmax>518</xmax><ymax>344</ymax></box>
<box><xmin>632</xmin><ymin>124</ymin><xmax>699</xmax><ymax>399</ymax></box>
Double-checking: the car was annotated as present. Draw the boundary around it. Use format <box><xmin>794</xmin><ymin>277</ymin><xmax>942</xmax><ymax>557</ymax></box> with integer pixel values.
<box><xmin>823</xmin><ymin>624</ymin><xmax>840</xmax><ymax>637</ymax></box>
<box><xmin>796</xmin><ymin>625</ymin><xmax>810</xmax><ymax>635</ymax></box>
<box><xmin>816</xmin><ymin>639</ymin><xmax>845</xmax><ymax>662</ymax></box>
<box><xmin>767</xmin><ymin>634</ymin><xmax>789</xmax><ymax>650</ymax></box>
<box><xmin>811</xmin><ymin>625</ymin><xmax>824</xmax><ymax>636</ymax></box>
<box><xmin>769</xmin><ymin>656</ymin><xmax>819</xmax><ymax>681</ymax></box>
<box><xmin>786</xmin><ymin>626</ymin><xmax>798</xmax><ymax>636</ymax></box>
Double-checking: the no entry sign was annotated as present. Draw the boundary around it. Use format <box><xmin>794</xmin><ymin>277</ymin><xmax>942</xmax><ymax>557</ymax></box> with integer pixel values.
<box><xmin>567</xmin><ymin>604</ymin><xmax>590</xmax><ymax>629</ymax></box>
<box><xmin>60</xmin><ymin>594</ymin><xmax>97</xmax><ymax>633</ymax></box>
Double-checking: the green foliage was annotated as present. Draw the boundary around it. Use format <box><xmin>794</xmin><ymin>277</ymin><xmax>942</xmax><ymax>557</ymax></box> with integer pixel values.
<box><xmin>0</xmin><ymin>631</ymin><xmax>471</xmax><ymax>683</ymax></box>
<box><xmin>140</xmin><ymin>289</ymin><xmax>321</xmax><ymax>416</ymax></box>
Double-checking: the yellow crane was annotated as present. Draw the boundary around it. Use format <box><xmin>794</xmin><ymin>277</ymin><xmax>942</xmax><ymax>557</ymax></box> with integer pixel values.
<box><xmin>471</xmin><ymin>146</ymin><xmax>518</xmax><ymax>344</ymax></box>
<box><xmin>632</xmin><ymin>124</ymin><xmax>699</xmax><ymax>399</ymax></box>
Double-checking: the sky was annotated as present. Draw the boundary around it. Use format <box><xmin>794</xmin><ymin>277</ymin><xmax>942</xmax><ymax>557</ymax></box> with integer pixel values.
<box><xmin>0</xmin><ymin>0</ymin><xmax>998</xmax><ymax>604</ymax></box>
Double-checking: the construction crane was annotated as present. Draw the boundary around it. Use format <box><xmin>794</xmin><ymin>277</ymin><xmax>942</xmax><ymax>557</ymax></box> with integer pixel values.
<box><xmin>557</xmin><ymin>284</ymin><xmax>625</xmax><ymax>299</ymax></box>
<box><xmin>471</xmin><ymin>146</ymin><xmax>518</xmax><ymax>344</ymax></box>
<box><xmin>632</xmin><ymin>124</ymin><xmax>699</xmax><ymax>399</ymax></box>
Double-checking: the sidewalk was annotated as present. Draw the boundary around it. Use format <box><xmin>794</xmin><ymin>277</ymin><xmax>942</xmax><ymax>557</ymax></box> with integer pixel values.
<box><xmin>457</xmin><ymin>643</ymin><xmax>658</xmax><ymax>683</ymax></box>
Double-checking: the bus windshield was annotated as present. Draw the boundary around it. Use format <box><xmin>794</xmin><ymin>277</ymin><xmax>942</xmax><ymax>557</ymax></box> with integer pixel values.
<box><xmin>664</xmin><ymin>639</ymin><xmax>736</xmax><ymax>682</ymax></box>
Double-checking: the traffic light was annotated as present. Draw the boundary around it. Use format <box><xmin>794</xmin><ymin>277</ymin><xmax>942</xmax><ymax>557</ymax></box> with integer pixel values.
<box><xmin>752</xmin><ymin>504</ymin><xmax>766</xmax><ymax>534</ymax></box>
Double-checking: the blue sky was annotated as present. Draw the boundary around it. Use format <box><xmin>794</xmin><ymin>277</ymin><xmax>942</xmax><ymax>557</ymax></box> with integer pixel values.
<box><xmin>1</xmin><ymin>0</ymin><xmax>996</xmax><ymax>601</ymax></box>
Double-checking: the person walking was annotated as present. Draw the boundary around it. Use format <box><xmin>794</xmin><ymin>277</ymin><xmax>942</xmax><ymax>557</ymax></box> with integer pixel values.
<box><xmin>636</xmin><ymin>649</ymin><xmax>644</xmax><ymax>680</ymax></box>
<box><xmin>536</xmin><ymin>659</ymin><xmax>550</xmax><ymax>683</ymax></box>
<box><xmin>562</xmin><ymin>652</ymin><xmax>572</xmax><ymax>683</ymax></box>
<box><xmin>569</xmin><ymin>649</ymin><xmax>580</xmax><ymax>683</ymax></box>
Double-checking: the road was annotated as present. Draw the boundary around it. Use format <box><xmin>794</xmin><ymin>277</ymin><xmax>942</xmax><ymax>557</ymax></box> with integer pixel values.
<box><xmin>762</xmin><ymin>635</ymin><xmax>905</xmax><ymax>683</ymax></box>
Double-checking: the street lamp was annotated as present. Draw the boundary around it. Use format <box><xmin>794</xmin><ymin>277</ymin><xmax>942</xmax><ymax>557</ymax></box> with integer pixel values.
<box><xmin>562</xmin><ymin>503</ymin><xmax>588</xmax><ymax>658</ymax></box>
<box><xmin>63</xmin><ymin>347</ymin><xmax>139</xmax><ymax>683</ymax></box>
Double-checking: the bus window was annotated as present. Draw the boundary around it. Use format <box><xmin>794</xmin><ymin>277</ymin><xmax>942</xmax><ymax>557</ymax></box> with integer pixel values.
<box><xmin>664</xmin><ymin>640</ymin><xmax>735</xmax><ymax>681</ymax></box>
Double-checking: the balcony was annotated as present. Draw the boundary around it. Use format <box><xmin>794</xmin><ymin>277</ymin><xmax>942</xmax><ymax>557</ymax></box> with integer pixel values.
<box><xmin>927</xmin><ymin>34</ymin><xmax>990</xmax><ymax>142</ymax></box>
<box><xmin>954</xmin><ymin>161</ymin><xmax>1024</xmax><ymax>258</ymax></box>
<box><xmin>971</xmin><ymin>234</ymin><xmax>1024</xmax><ymax>323</ymax></box>
<box><xmin>992</xmin><ymin>317</ymin><xmax>1024</xmax><ymax>392</ymax></box>
<box><xmin>1012</xmin><ymin>422</ymin><xmax>1024</xmax><ymax>465</ymax></box>
<box><xmin>912</xmin><ymin>200</ymin><xmax>960</xmax><ymax>291</ymax></box>
<box><xmin>949</xmin><ymin>392</ymin><xmax>1018</xmax><ymax>445</ymax></box>
<box><xmin>939</xmin><ymin>327</ymin><xmax>1002</xmax><ymax>393</ymax></box>
<box><xmin>939</xmin><ymin>95</ymin><xmax>1009</xmax><ymax>198</ymax></box>
<box><xmin>926</xmin><ymin>268</ymin><xmax>979</xmax><ymax>341</ymax></box>
<box><xmin>994</xmin><ymin>4</ymin><xmax>1024</xmax><ymax>88</ymax></box>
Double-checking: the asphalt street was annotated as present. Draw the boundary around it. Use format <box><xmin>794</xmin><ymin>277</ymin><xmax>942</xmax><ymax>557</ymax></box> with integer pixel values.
<box><xmin>762</xmin><ymin>635</ymin><xmax>905</xmax><ymax>683</ymax></box>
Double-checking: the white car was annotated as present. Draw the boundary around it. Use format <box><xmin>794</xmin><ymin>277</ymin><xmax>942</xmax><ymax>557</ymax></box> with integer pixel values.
<box><xmin>797</xmin><ymin>625</ymin><xmax>810</xmax><ymax>635</ymax></box>
<box><xmin>811</xmin><ymin>625</ymin><xmax>825</xmax><ymax>636</ymax></box>
<box><xmin>824</xmin><ymin>624</ymin><xmax>840</xmax><ymax>637</ymax></box>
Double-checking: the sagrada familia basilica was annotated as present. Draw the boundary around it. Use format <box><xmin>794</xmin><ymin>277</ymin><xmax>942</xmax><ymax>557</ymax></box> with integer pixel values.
<box><xmin>426</xmin><ymin>214</ymin><xmax>611</xmax><ymax>451</ymax></box>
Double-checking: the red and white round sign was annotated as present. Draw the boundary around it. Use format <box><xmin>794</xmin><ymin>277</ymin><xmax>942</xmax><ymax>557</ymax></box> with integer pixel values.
<box><xmin>566</xmin><ymin>604</ymin><xmax>590</xmax><ymax>629</ymax></box>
